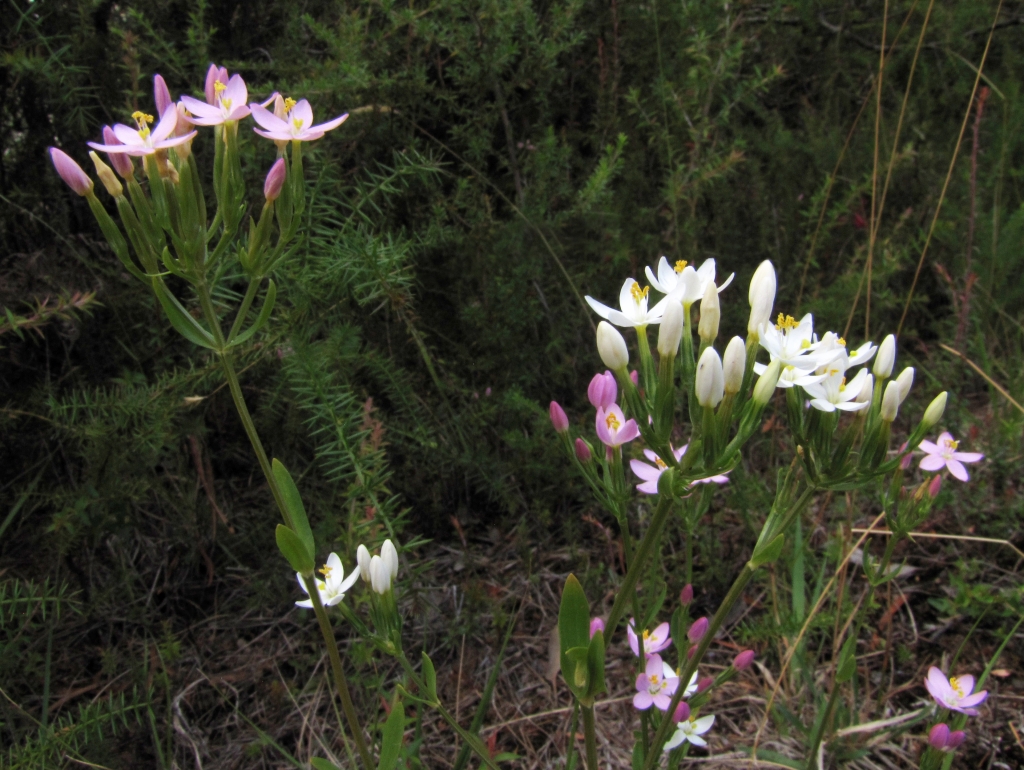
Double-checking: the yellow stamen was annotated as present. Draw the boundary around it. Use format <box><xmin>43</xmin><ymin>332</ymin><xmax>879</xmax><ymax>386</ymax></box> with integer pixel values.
<box><xmin>950</xmin><ymin>676</ymin><xmax>964</xmax><ymax>697</ymax></box>
<box><xmin>800</xmin><ymin>339</ymin><xmax>811</xmax><ymax>349</ymax></box>
<box><xmin>674</xmin><ymin>260</ymin><xmax>688</xmax><ymax>273</ymax></box>
<box><xmin>775</xmin><ymin>313</ymin><xmax>799</xmax><ymax>331</ymax></box>
<box><xmin>944</xmin><ymin>438</ymin><xmax>959</xmax><ymax>450</ymax></box>
<box><xmin>284</xmin><ymin>97</ymin><xmax>297</xmax><ymax>112</ymax></box>
<box><xmin>214</xmin><ymin>80</ymin><xmax>227</xmax><ymax>94</ymax></box>
<box><xmin>654</xmin><ymin>457</ymin><xmax>667</xmax><ymax>470</ymax></box>
<box><xmin>838</xmin><ymin>376</ymin><xmax>847</xmax><ymax>392</ymax></box>
<box><xmin>131</xmin><ymin>111</ymin><xmax>154</xmax><ymax>138</ymax></box>
<box><xmin>630</xmin><ymin>283</ymin><xmax>650</xmax><ymax>303</ymax></box>
<box><xmin>642</xmin><ymin>629</ymin><xmax>651</xmax><ymax>640</ymax></box>
<box><xmin>605</xmin><ymin>412</ymin><xmax>621</xmax><ymax>431</ymax></box>
<box><xmin>837</xmin><ymin>336</ymin><xmax>847</xmax><ymax>347</ymax></box>
<box><xmin>649</xmin><ymin>674</ymin><xmax>659</xmax><ymax>684</ymax></box>
<box><xmin>319</xmin><ymin>565</ymin><xmax>333</xmax><ymax>577</ymax></box>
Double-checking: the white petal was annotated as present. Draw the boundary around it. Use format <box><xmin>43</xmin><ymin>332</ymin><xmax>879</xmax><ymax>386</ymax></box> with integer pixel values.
<box><xmin>585</xmin><ymin>296</ymin><xmax>615</xmax><ymax>321</ymax></box>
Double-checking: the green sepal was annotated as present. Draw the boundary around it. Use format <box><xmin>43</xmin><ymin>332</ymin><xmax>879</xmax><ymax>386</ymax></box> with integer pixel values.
<box><xmin>152</xmin><ymin>279</ymin><xmax>217</xmax><ymax>349</ymax></box>
<box><xmin>271</xmin><ymin>458</ymin><xmax>315</xmax><ymax>557</ymax></box>
<box><xmin>835</xmin><ymin>634</ymin><xmax>857</xmax><ymax>683</ymax></box>
<box><xmin>228</xmin><ymin>280</ymin><xmax>276</xmax><ymax>348</ymax></box>
<box><xmin>377</xmin><ymin>695</ymin><xmax>405</xmax><ymax>770</ymax></box>
<box><xmin>275</xmin><ymin>524</ymin><xmax>314</xmax><ymax>575</ymax></box>
<box><xmin>558</xmin><ymin>574</ymin><xmax>591</xmax><ymax>696</ymax></box>
<box><xmin>585</xmin><ymin>629</ymin><xmax>606</xmax><ymax>700</ymax></box>
<box><xmin>421</xmin><ymin>651</ymin><xmax>438</xmax><ymax>702</ymax></box>
<box><xmin>750</xmin><ymin>532</ymin><xmax>785</xmax><ymax>568</ymax></box>
<box><xmin>566</xmin><ymin>646</ymin><xmax>589</xmax><ymax>691</ymax></box>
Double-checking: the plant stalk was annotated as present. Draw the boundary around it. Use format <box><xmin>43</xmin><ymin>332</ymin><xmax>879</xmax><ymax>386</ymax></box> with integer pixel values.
<box><xmin>581</xmin><ymin>704</ymin><xmax>600</xmax><ymax>770</ymax></box>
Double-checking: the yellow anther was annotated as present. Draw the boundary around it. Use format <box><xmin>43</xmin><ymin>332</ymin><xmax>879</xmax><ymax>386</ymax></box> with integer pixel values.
<box><xmin>674</xmin><ymin>260</ymin><xmax>688</xmax><ymax>273</ymax></box>
<box><xmin>838</xmin><ymin>376</ymin><xmax>847</xmax><ymax>391</ymax></box>
<box><xmin>292</xmin><ymin>117</ymin><xmax>304</xmax><ymax>130</ymax></box>
<box><xmin>800</xmin><ymin>339</ymin><xmax>811</xmax><ymax>349</ymax></box>
<box><xmin>630</xmin><ymin>283</ymin><xmax>650</xmax><ymax>303</ymax></box>
<box><xmin>950</xmin><ymin>677</ymin><xmax>964</xmax><ymax>697</ymax></box>
<box><xmin>318</xmin><ymin>564</ymin><xmax>333</xmax><ymax>577</ymax></box>
<box><xmin>284</xmin><ymin>97</ymin><xmax>297</xmax><ymax>112</ymax></box>
<box><xmin>775</xmin><ymin>313</ymin><xmax>799</xmax><ymax>331</ymax></box>
<box><xmin>654</xmin><ymin>457</ymin><xmax>667</xmax><ymax>469</ymax></box>
<box><xmin>214</xmin><ymin>80</ymin><xmax>227</xmax><ymax>94</ymax></box>
<box><xmin>642</xmin><ymin>629</ymin><xmax>651</xmax><ymax>640</ymax></box>
<box><xmin>649</xmin><ymin>674</ymin><xmax>659</xmax><ymax>684</ymax></box>
<box><xmin>944</xmin><ymin>438</ymin><xmax>959</xmax><ymax>450</ymax></box>
<box><xmin>132</xmin><ymin>111</ymin><xmax>154</xmax><ymax>125</ymax></box>
<box><xmin>605</xmin><ymin>412</ymin><xmax>621</xmax><ymax>431</ymax></box>
<box><xmin>837</xmin><ymin>336</ymin><xmax>847</xmax><ymax>347</ymax></box>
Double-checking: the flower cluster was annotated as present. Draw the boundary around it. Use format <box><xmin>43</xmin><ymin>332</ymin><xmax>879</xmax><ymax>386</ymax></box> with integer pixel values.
<box><xmin>922</xmin><ymin>667</ymin><xmax>988</xmax><ymax>759</ymax></box>
<box><xmin>297</xmin><ymin>539</ymin><xmax>400</xmax><ymax>607</ymax></box>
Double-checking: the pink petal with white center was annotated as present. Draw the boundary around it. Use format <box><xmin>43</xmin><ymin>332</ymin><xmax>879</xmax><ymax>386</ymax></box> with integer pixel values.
<box><xmin>937</xmin><ymin>431</ymin><xmax>955</xmax><ymax>445</ymax></box>
<box><xmin>652</xmin><ymin>693</ymin><xmax>672</xmax><ymax>710</ymax></box>
<box><xmin>959</xmin><ymin>690</ymin><xmax>988</xmax><ymax>708</ymax></box>
<box><xmin>250</xmin><ymin>103</ymin><xmax>292</xmax><ymax>132</ymax></box>
<box><xmin>112</xmin><ymin>124</ymin><xmax>147</xmax><ymax>146</ymax></box>
<box><xmin>311</xmin><ymin>112</ymin><xmax>349</xmax><ymax>133</ymax></box>
<box><xmin>918</xmin><ymin>439</ymin><xmax>940</xmax><ymax>454</ymax></box>
<box><xmin>615</xmin><ymin>419</ymin><xmax>640</xmax><ymax>445</ymax></box>
<box><xmin>952</xmin><ymin>451</ymin><xmax>983</xmax><ymax>463</ymax></box>
<box><xmin>220</xmin><ymin>75</ymin><xmax>247</xmax><ymax>109</ymax></box>
<box><xmin>290</xmin><ymin>99</ymin><xmax>314</xmax><ymax>130</ymax></box>
<box><xmin>154</xmin><ymin>132</ymin><xmax>197</xmax><ymax>150</ymax></box>
<box><xmin>180</xmin><ymin>95</ymin><xmax>225</xmax><ymax>122</ymax></box>
<box><xmin>630</xmin><ymin>460</ymin><xmax>662</xmax><ymax>482</ymax></box>
<box><xmin>645</xmin><ymin>654</ymin><xmax>663</xmax><ymax>679</ymax></box>
<box><xmin>919</xmin><ymin>455</ymin><xmax>946</xmax><ymax>471</ymax></box>
<box><xmin>946</xmin><ymin>459</ymin><xmax>969</xmax><ymax>482</ymax></box>
<box><xmin>925</xmin><ymin>667</ymin><xmax>952</xmax><ymax>704</ymax></box>
<box><xmin>151</xmin><ymin>108</ymin><xmax>178</xmax><ymax>142</ymax></box>
<box><xmin>226</xmin><ymin>104</ymin><xmax>251</xmax><ymax>121</ymax></box>
<box><xmin>633</xmin><ymin>690</ymin><xmax>654</xmax><ymax>710</ymax></box>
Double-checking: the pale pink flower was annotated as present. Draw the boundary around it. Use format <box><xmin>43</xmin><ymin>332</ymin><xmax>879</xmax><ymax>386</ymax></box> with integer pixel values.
<box><xmin>153</xmin><ymin>74</ymin><xmax>173</xmax><ymax>116</ymax></box>
<box><xmin>180</xmin><ymin>73</ymin><xmax>251</xmax><ymax>125</ymax></box>
<box><xmin>549</xmin><ymin>401</ymin><xmax>569</xmax><ymax>433</ymax></box>
<box><xmin>589</xmin><ymin>618</ymin><xmax>605</xmax><ymax>638</ymax></box>
<box><xmin>924</xmin><ymin>667</ymin><xmax>988</xmax><ymax>715</ymax></box>
<box><xmin>250</xmin><ymin>97</ymin><xmax>348</xmax><ymax>142</ymax></box>
<box><xmin>88</xmin><ymin>109</ymin><xmax>196</xmax><ymax>156</ymax></box>
<box><xmin>595</xmin><ymin>404</ymin><xmax>638</xmax><ymax>448</ymax></box>
<box><xmin>49</xmin><ymin>148</ymin><xmax>92</xmax><ymax>195</ymax></box>
<box><xmin>918</xmin><ymin>432</ymin><xmax>983</xmax><ymax>482</ymax></box>
<box><xmin>587</xmin><ymin>370</ymin><xmax>617</xmax><ymax>409</ymax></box>
<box><xmin>204</xmin><ymin>64</ymin><xmax>229</xmax><ymax>104</ymax></box>
<box><xmin>628</xmin><ymin>619</ymin><xmax>671</xmax><ymax>657</ymax></box>
<box><xmin>264</xmin><ymin>158</ymin><xmax>286</xmax><ymax>201</ymax></box>
<box><xmin>631</xmin><ymin>445</ymin><xmax>729</xmax><ymax>494</ymax></box>
<box><xmin>633</xmin><ymin>654</ymin><xmax>678</xmax><ymax>711</ymax></box>
<box><xmin>100</xmin><ymin>127</ymin><xmax>134</xmax><ymax>177</ymax></box>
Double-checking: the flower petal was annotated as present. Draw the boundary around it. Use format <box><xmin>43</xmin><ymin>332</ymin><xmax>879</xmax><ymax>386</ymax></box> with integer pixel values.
<box><xmin>959</xmin><ymin>690</ymin><xmax>988</xmax><ymax>708</ymax></box>
<box><xmin>633</xmin><ymin>691</ymin><xmax>653</xmax><ymax>710</ymax></box>
<box><xmin>311</xmin><ymin>112</ymin><xmax>349</xmax><ymax>133</ymax></box>
<box><xmin>951</xmin><ymin>452</ymin><xmax>983</xmax><ymax>463</ymax></box>
<box><xmin>290</xmin><ymin>99</ymin><xmax>314</xmax><ymax>129</ymax></box>
<box><xmin>692</xmin><ymin>715</ymin><xmax>716</xmax><ymax>734</ymax></box>
<box><xmin>918</xmin><ymin>439</ymin><xmax>940</xmax><ymax>454</ymax></box>
<box><xmin>686</xmin><ymin>733</ymin><xmax>707</xmax><ymax>747</ymax></box>
<box><xmin>250</xmin><ymin>103</ymin><xmax>291</xmax><ymax>132</ymax></box>
<box><xmin>112</xmin><ymin>124</ymin><xmax>146</xmax><ymax>146</ymax></box>
<box><xmin>630</xmin><ymin>460</ymin><xmax>662</xmax><ymax>482</ymax></box>
<box><xmin>946</xmin><ymin>459</ymin><xmax>969</xmax><ymax>482</ymax></box>
<box><xmin>919</xmin><ymin>455</ymin><xmax>946</xmax><ymax>472</ymax></box>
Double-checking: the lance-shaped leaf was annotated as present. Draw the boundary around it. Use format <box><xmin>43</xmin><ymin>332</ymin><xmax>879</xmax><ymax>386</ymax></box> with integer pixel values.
<box><xmin>275</xmin><ymin>524</ymin><xmax>313</xmax><ymax>575</ymax></box>
<box><xmin>272</xmin><ymin>459</ymin><xmax>314</xmax><ymax>558</ymax></box>
<box><xmin>152</xmin><ymin>279</ymin><xmax>217</xmax><ymax>349</ymax></box>
<box><xmin>377</xmin><ymin>695</ymin><xmax>405</xmax><ymax>770</ymax></box>
<box><xmin>558</xmin><ymin>574</ymin><xmax>591</xmax><ymax>697</ymax></box>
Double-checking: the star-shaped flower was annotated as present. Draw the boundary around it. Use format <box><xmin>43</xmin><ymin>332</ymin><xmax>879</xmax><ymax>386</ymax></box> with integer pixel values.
<box><xmin>295</xmin><ymin>552</ymin><xmax>360</xmax><ymax>608</ymax></box>
<box><xmin>918</xmin><ymin>433</ymin><xmax>983</xmax><ymax>482</ymax></box>
<box><xmin>924</xmin><ymin>667</ymin><xmax>988</xmax><ymax>715</ymax></box>
<box><xmin>645</xmin><ymin>257</ymin><xmax>734</xmax><ymax>307</ymax></box>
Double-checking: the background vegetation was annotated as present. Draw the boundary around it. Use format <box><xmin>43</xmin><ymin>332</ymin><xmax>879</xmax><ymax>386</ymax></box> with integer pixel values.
<box><xmin>1</xmin><ymin>0</ymin><xmax>1022</xmax><ymax>767</ymax></box>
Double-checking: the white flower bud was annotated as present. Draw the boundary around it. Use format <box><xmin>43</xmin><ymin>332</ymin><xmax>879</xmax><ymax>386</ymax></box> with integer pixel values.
<box><xmin>596</xmin><ymin>321</ymin><xmax>629</xmax><ymax>371</ymax></box>
<box><xmin>695</xmin><ymin>347</ymin><xmax>725</xmax><ymax>408</ymax></box>
<box><xmin>356</xmin><ymin>544</ymin><xmax>371</xmax><ymax>582</ymax></box>
<box><xmin>895</xmin><ymin>367</ymin><xmax>914</xmax><ymax>404</ymax></box>
<box><xmin>369</xmin><ymin>554</ymin><xmax>391</xmax><ymax>594</ymax></box>
<box><xmin>922</xmin><ymin>391</ymin><xmax>947</xmax><ymax>429</ymax></box>
<box><xmin>747</xmin><ymin>260</ymin><xmax>776</xmax><ymax>337</ymax></box>
<box><xmin>698</xmin><ymin>281</ymin><xmax>720</xmax><ymax>343</ymax></box>
<box><xmin>381</xmin><ymin>539</ymin><xmax>399</xmax><ymax>579</ymax></box>
<box><xmin>752</xmin><ymin>360</ymin><xmax>781</xmax><ymax>405</ymax></box>
<box><xmin>723</xmin><ymin>336</ymin><xmax>745</xmax><ymax>394</ymax></box>
<box><xmin>88</xmin><ymin>151</ymin><xmax>123</xmax><ymax>198</ymax></box>
<box><xmin>873</xmin><ymin>334</ymin><xmax>896</xmax><ymax>379</ymax></box>
<box><xmin>856</xmin><ymin>373</ymin><xmax>874</xmax><ymax>404</ymax></box>
<box><xmin>658</xmin><ymin>300</ymin><xmax>684</xmax><ymax>357</ymax></box>
<box><xmin>881</xmin><ymin>380</ymin><xmax>901</xmax><ymax>421</ymax></box>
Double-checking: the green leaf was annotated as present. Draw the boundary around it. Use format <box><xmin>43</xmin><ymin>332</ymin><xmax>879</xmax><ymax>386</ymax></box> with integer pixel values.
<box><xmin>152</xmin><ymin>279</ymin><xmax>217</xmax><ymax>350</ymax></box>
<box><xmin>377</xmin><ymin>696</ymin><xmax>405</xmax><ymax>770</ymax></box>
<box><xmin>275</xmin><ymin>524</ymin><xmax>313</xmax><ymax>575</ymax></box>
<box><xmin>750</xmin><ymin>533</ymin><xmax>785</xmax><ymax>569</ymax></box>
<box><xmin>558</xmin><ymin>575</ymin><xmax>590</xmax><ymax>695</ymax></box>
<box><xmin>229</xmin><ymin>280</ymin><xmax>277</xmax><ymax>347</ymax></box>
<box><xmin>835</xmin><ymin>634</ymin><xmax>857</xmax><ymax>683</ymax></box>
<box><xmin>585</xmin><ymin>629</ymin><xmax>606</xmax><ymax>700</ymax></box>
<box><xmin>421</xmin><ymin>651</ymin><xmax>438</xmax><ymax>703</ymax></box>
<box><xmin>311</xmin><ymin>760</ymin><xmax>341</xmax><ymax>770</ymax></box>
<box><xmin>271</xmin><ymin>459</ymin><xmax>314</xmax><ymax>559</ymax></box>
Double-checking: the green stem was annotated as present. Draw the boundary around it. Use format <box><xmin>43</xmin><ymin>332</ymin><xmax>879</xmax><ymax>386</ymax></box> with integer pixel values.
<box><xmin>581</xmin><ymin>704</ymin><xmax>600</xmax><ymax>770</ymax></box>
<box><xmin>227</xmin><ymin>279</ymin><xmax>261</xmax><ymax>343</ymax></box>
<box><xmin>566</xmin><ymin>700</ymin><xmax>581</xmax><ymax>770</ymax></box>
<box><xmin>804</xmin><ymin>678</ymin><xmax>843</xmax><ymax>769</ymax></box>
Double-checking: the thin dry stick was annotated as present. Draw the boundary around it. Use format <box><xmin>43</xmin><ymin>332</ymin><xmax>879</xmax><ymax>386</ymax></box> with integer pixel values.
<box><xmin>851</xmin><ymin>526</ymin><xmax>1024</xmax><ymax>562</ymax></box>
<box><xmin>939</xmin><ymin>342</ymin><xmax>1024</xmax><ymax>414</ymax></box>
<box><xmin>865</xmin><ymin>0</ymin><xmax>890</xmax><ymax>340</ymax></box>
<box><xmin>751</xmin><ymin>511</ymin><xmax>887</xmax><ymax>757</ymax></box>
<box><xmin>897</xmin><ymin>0</ymin><xmax>1005</xmax><ymax>336</ymax></box>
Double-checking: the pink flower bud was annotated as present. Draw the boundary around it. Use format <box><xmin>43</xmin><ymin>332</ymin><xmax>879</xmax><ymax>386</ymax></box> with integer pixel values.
<box><xmin>733</xmin><ymin>650</ymin><xmax>755</xmax><ymax>670</ymax></box>
<box><xmin>587</xmin><ymin>371</ymin><xmax>617</xmax><ymax>409</ymax></box>
<box><xmin>688</xmin><ymin>617</ymin><xmax>709</xmax><ymax>643</ymax></box>
<box><xmin>101</xmin><ymin>127</ymin><xmax>134</xmax><ymax>178</ymax></box>
<box><xmin>589</xmin><ymin>618</ymin><xmax>605</xmax><ymax>638</ymax></box>
<box><xmin>671</xmin><ymin>702</ymin><xmax>691</xmax><ymax>723</ymax></box>
<box><xmin>946</xmin><ymin>730</ymin><xmax>966</xmax><ymax>750</ymax></box>
<box><xmin>679</xmin><ymin>584</ymin><xmax>693</xmax><ymax>606</ymax></box>
<box><xmin>575</xmin><ymin>438</ymin><xmax>592</xmax><ymax>463</ymax></box>
<box><xmin>549</xmin><ymin>401</ymin><xmax>569</xmax><ymax>433</ymax></box>
<box><xmin>899</xmin><ymin>442</ymin><xmax>912</xmax><ymax>470</ymax></box>
<box><xmin>928</xmin><ymin>474</ymin><xmax>943</xmax><ymax>498</ymax></box>
<box><xmin>928</xmin><ymin>723</ymin><xmax>950</xmax><ymax>751</ymax></box>
<box><xmin>154</xmin><ymin>74</ymin><xmax>173</xmax><ymax>116</ymax></box>
<box><xmin>49</xmin><ymin>148</ymin><xmax>93</xmax><ymax>196</ymax></box>
<box><xmin>629</xmin><ymin>370</ymin><xmax>639</xmax><ymax>386</ymax></box>
<box><xmin>697</xmin><ymin>676</ymin><xmax>713</xmax><ymax>693</ymax></box>
<box><xmin>204</xmin><ymin>63</ymin><xmax>229</xmax><ymax>105</ymax></box>
<box><xmin>264</xmin><ymin>158</ymin><xmax>287</xmax><ymax>202</ymax></box>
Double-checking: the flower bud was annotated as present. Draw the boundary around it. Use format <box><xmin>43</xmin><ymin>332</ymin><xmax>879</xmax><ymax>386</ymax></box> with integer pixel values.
<box><xmin>204</xmin><ymin>63</ymin><xmax>228</xmax><ymax>105</ymax></box>
<box><xmin>922</xmin><ymin>391</ymin><xmax>947</xmax><ymax>430</ymax></box>
<box><xmin>698</xmin><ymin>281</ymin><xmax>720</xmax><ymax>343</ymax></box>
<box><xmin>881</xmin><ymin>380</ymin><xmax>901</xmax><ymax>422</ymax></box>
<box><xmin>587</xmin><ymin>371</ymin><xmax>617</xmax><ymax>409</ymax></box>
<box><xmin>873</xmin><ymin>334</ymin><xmax>896</xmax><ymax>379</ymax></box>
<box><xmin>723</xmin><ymin>336</ymin><xmax>745</xmax><ymax>394</ymax></box>
<box><xmin>101</xmin><ymin>127</ymin><xmax>134</xmax><ymax>178</ymax></box>
<box><xmin>88</xmin><ymin>151</ymin><xmax>123</xmax><ymax>197</ymax></box>
<box><xmin>264</xmin><ymin>158</ymin><xmax>287</xmax><ymax>202</ymax></box>
<box><xmin>895</xmin><ymin>367</ymin><xmax>914</xmax><ymax>403</ymax></box>
<box><xmin>381</xmin><ymin>539</ymin><xmax>399</xmax><ymax>579</ymax></box>
<box><xmin>900</xmin><ymin>442</ymin><xmax>913</xmax><ymax>470</ymax></box>
<box><xmin>928</xmin><ymin>473</ymin><xmax>943</xmax><ymax>498</ymax></box>
<box><xmin>49</xmin><ymin>148</ymin><xmax>93</xmax><ymax>196</ymax></box>
<box><xmin>752</xmin><ymin>360</ymin><xmax>781</xmax><ymax>405</ymax></box>
<box><xmin>589</xmin><ymin>617</ymin><xmax>605</xmax><ymax>638</ymax></box>
<box><xmin>369</xmin><ymin>554</ymin><xmax>391</xmax><ymax>594</ymax></box>
<box><xmin>671</xmin><ymin>702</ymin><xmax>691</xmax><ymax>723</ymax></box>
<box><xmin>658</xmin><ymin>299</ymin><xmax>684</xmax><ymax>357</ymax></box>
<box><xmin>679</xmin><ymin>584</ymin><xmax>693</xmax><ymax>606</ymax></box>
<box><xmin>688</xmin><ymin>616</ymin><xmax>709</xmax><ymax>643</ymax></box>
<box><xmin>747</xmin><ymin>260</ymin><xmax>776</xmax><ymax>337</ymax></box>
<box><xmin>696</xmin><ymin>676</ymin><xmax>713</xmax><ymax>693</ymax></box>
<box><xmin>630</xmin><ymin>370</ymin><xmax>639</xmax><ymax>386</ymax></box>
<box><xmin>856</xmin><ymin>373</ymin><xmax>874</xmax><ymax>405</ymax></box>
<box><xmin>733</xmin><ymin>650</ymin><xmax>755</xmax><ymax>670</ymax></box>
<box><xmin>154</xmin><ymin>74</ymin><xmax>173</xmax><ymax>117</ymax></box>
<box><xmin>695</xmin><ymin>347</ymin><xmax>725</xmax><ymax>408</ymax></box>
<box><xmin>596</xmin><ymin>321</ymin><xmax>629</xmax><ymax>371</ymax></box>
<box><xmin>549</xmin><ymin>401</ymin><xmax>569</xmax><ymax>433</ymax></box>
<box><xmin>574</xmin><ymin>438</ymin><xmax>593</xmax><ymax>463</ymax></box>
<box><xmin>946</xmin><ymin>731</ymin><xmax>966</xmax><ymax>750</ymax></box>
<box><xmin>356</xmin><ymin>544</ymin><xmax>371</xmax><ymax>582</ymax></box>
<box><xmin>928</xmin><ymin>723</ymin><xmax>950</xmax><ymax>751</ymax></box>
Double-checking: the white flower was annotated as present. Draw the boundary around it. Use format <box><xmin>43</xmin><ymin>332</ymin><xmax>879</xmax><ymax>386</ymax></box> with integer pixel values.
<box><xmin>665</xmin><ymin>714</ymin><xmax>716</xmax><ymax>750</ymax></box>
<box><xmin>813</xmin><ymin>331</ymin><xmax>876</xmax><ymax>371</ymax></box>
<box><xmin>695</xmin><ymin>347</ymin><xmax>725</xmax><ymax>408</ymax></box>
<box><xmin>586</xmin><ymin>278</ymin><xmax>665</xmax><ymax>328</ymax></box>
<box><xmin>747</xmin><ymin>260</ymin><xmax>776</xmax><ymax>336</ymax></box>
<box><xmin>723</xmin><ymin>336</ymin><xmax>745</xmax><ymax>394</ymax></box>
<box><xmin>370</xmin><ymin>555</ymin><xmax>392</xmax><ymax>594</ymax></box>
<box><xmin>646</xmin><ymin>257</ymin><xmax>734</xmax><ymax>307</ymax></box>
<box><xmin>873</xmin><ymin>334</ymin><xmax>896</xmax><ymax>378</ymax></box>
<box><xmin>756</xmin><ymin>314</ymin><xmax>841</xmax><ymax>382</ymax></box>
<box><xmin>356</xmin><ymin>544</ymin><xmax>371</xmax><ymax>582</ymax></box>
<box><xmin>296</xmin><ymin>553</ymin><xmax>360</xmax><ymax>608</ymax></box>
<box><xmin>804</xmin><ymin>358</ymin><xmax>871</xmax><ymax>413</ymax></box>
<box><xmin>596</xmin><ymin>321</ymin><xmax>630</xmax><ymax>370</ymax></box>
<box><xmin>381</xmin><ymin>539</ymin><xmax>399</xmax><ymax>580</ymax></box>
<box><xmin>658</xmin><ymin>300</ymin><xmax>684</xmax><ymax>357</ymax></box>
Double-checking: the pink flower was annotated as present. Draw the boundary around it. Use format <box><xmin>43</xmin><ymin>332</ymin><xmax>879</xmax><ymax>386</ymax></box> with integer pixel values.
<box><xmin>918</xmin><ymin>432</ymin><xmax>983</xmax><ymax>482</ymax></box>
<box><xmin>153</xmin><ymin>74</ymin><xmax>173</xmax><ymax>116</ymax></box>
<box><xmin>679</xmin><ymin>584</ymin><xmax>693</xmax><ymax>606</ymax></box>
<box><xmin>587</xmin><ymin>371</ymin><xmax>617</xmax><ymax>409</ymax></box>
<box><xmin>687</xmin><ymin>617</ymin><xmax>709</xmax><ymax>643</ymax></box>
<box><xmin>595</xmin><ymin>404</ymin><xmax>638</xmax><ymax>448</ymax></box>
<box><xmin>924</xmin><ymin>667</ymin><xmax>988</xmax><ymax>715</ymax></box>
<box><xmin>628</xmin><ymin>619</ymin><xmax>671</xmax><ymax>657</ymax></box>
<box><xmin>671</xmin><ymin>702</ymin><xmax>691</xmax><ymax>723</ymax></box>
<box><xmin>263</xmin><ymin>158</ymin><xmax>287</xmax><ymax>201</ymax></box>
<box><xmin>633</xmin><ymin>654</ymin><xmax>679</xmax><ymax>711</ymax></box>
<box><xmin>733</xmin><ymin>650</ymin><xmax>755</xmax><ymax>670</ymax></box>
<box><xmin>180</xmin><ymin>73</ymin><xmax>251</xmax><ymax>125</ymax></box>
<box><xmin>204</xmin><ymin>64</ymin><xmax>230</xmax><ymax>104</ymax></box>
<box><xmin>250</xmin><ymin>98</ymin><xmax>348</xmax><ymax>142</ymax></box>
<box><xmin>549</xmin><ymin>401</ymin><xmax>569</xmax><ymax>433</ymax></box>
<box><xmin>631</xmin><ymin>445</ymin><xmax>730</xmax><ymax>494</ymax></box>
<box><xmin>574</xmin><ymin>438</ymin><xmax>592</xmax><ymax>463</ymax></box>
<box><xmin>589</xmin><ymin>618</ymin><xmax>605</xmax><ymax>638</ymax></box>
<box><xmin>928</xmin><ymin>723</ymin><xmax>966</xmax><ymax>752</ymax></box>
<box><xmin>87</xmin><ymin>109</ymin><xmax>196</xmax><ymax>156</ymax></box>
<box><xmin>100</xmin><ymin>127</ymin><xmax>134</xmax><ymax>178</ymax></box>
<box><xmin>49</xmin><ymin>148</ymin><xmax>92</xmax><ymax>196</ymax></box>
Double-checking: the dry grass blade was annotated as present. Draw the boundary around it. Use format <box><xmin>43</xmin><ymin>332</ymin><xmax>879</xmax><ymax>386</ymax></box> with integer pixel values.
<box><xmin>851</xmin><ymin>526</ymin><xmax>1024</xmax><ymax>562</ymax></box>
<box><xmin>939</xmin><ymin>342</ymin><xmax>1024</xmax><ymax>414</ymax></box>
